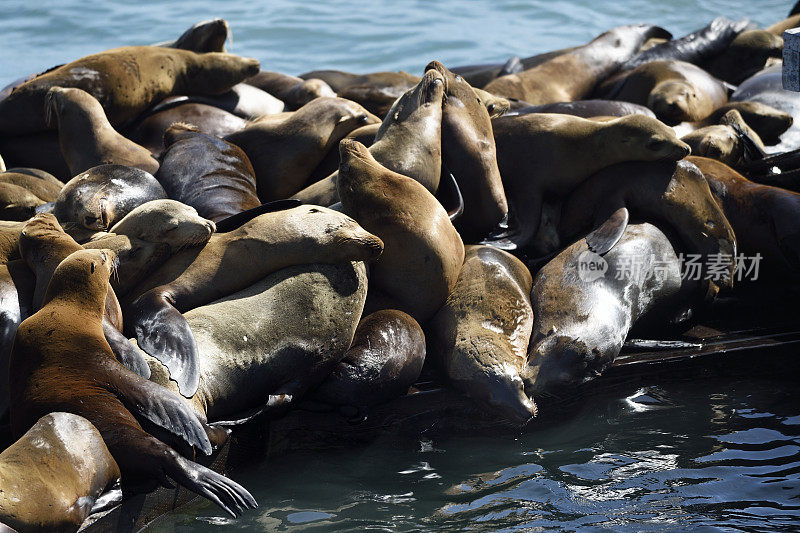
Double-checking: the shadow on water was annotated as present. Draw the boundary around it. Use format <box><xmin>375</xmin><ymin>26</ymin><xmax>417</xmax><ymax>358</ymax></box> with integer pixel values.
<box><xmin>148</xmin><ymin>377</ymin><xmax>800</xmax><ymax>531</ymax></box>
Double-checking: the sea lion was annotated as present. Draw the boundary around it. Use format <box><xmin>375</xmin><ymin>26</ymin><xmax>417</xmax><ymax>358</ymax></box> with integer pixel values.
<box><xmin>672</xmin><ymin>101</ymin><xmax>793</xmax><ymax>146</ymax></box>
<box><xmin>731</xmin><ymin>65</ymin><xmax>800</xmax><ymax>153</ymax></box>
<box><xmin>125</xmin><ymin>204</ymin><xmax>383</xmax><ymax>396</ymax></box>
<box><xmin>599</xmin><ymin>60</ymin><xmax>728</xmax><ymax>125</ymax></box>
<box><xmin>558</xmin><ymin>159</ymin><xmax>736</xmax><ymax>295</ymax></box>
<box><xmin>0</xmin><ymin>170</ymin><xmax>62</xmax><ymax>202</ymax></box>
<box><xmin>528</xmin><ymin>222</ymin><xmax>685</xmax><ymax>395</ymax></box>
<box><xmin>427</xmin><ymin>61</ymin><xmax>509</xmax><ymax>236</ymax></box>
<box><xmin>680</xmin><ymin>109</ymin><xmax>764</xmax><ymax>169</ymax></box>
<box><xmin>508</xmin><ymin>100</ymin><xmax>656</xmax><ymax>119</ymax></box>
<box><xmin>156</xmin><ymin>18</ymin><xmax>230</xmax><ymax>53</ymax></box>
<box><xmin>225</xmin><ymin>97</ymin><xmax>378</xmax><ymax>202</ymax></box>
<box><xmin>337</xmin><ymin>139</ymin><xmax>464</xmax><ymax>322</ymax></box>
<box><xmin>245</xmin><ymin>70</ymin><xmax>336</xmax><ymax>110</ymax></box>
<box><xmin>705</xmin><ymin>29</ymin><xmax>783</xmax><ymax>85</ymax></box>
<box><xmin>9</xmin><ymin>248</ymin><xmax>256</xmax><ymax>517</ymax></box>
<box><xmin>618</xmin><ymin>17</ymin><xmax>751</xmax><ymax>71</ymax></box>
<box><xmin>767</xmin><ymin>14</ymin><xmax>800</xmax><ymax>36</ymax></box>
<box><xmin>83</xmin><ymin>233</ymin><xmax>171</xmax><ymax>298</ymax></box>
<box><xmin>305</xmin><ymin>122</ymin><xmax>382</xmax><ymax>186</ymax></box>
<box><xmin>0</xmin><ymin>222</ymin><xmax>30</xmax><ymax>418</ymax></box>
<box><xmin>45</xmin><ymin>87</ymin><xmax>159</xmax><ymax>176</ymax></box>
<box><xmin>0</xmin><ymin>183</ymin><xmax>49</xmax><ymax>221</ymax></box>
<box><xmin>430</xmin><ymin>245</ymin><xmax>536</xmax><ymax>425</ymax></box>
<box><xmin>52</xmin><ymin>164</ymin><xmax>167</xmax><ymax>232</ymax></box>
<box><xmin>146</xmin><ymin>260</ymin><xmax>369</xmax><ymax>426</ymax></box>
<box><xmin>299</xmin><ymin>69</ymin><xmax>421</xmax><ymax>117</ymax></box>
<box><xmin>292</xmin><ymin>69</ymin><xmax>445</xmax><ymax>206</ymax></box>
<box><xmin>688</xmin><ymin>155</ymin><xmax>800</xmax><ymax>277</ymax></box>
<box><xmin>0</xmin><ymin>46</ymin><xmax>260</xmax><ymax>136</ymax></box>
<box><xmin>307</xmin><ymin>309</ymin><xmax>426</xmax><ymax>414</ymax></box>
<box><xmin>156</xmin><ymin>124</ymin><xmax>260</xmax><ymax>221</ymax></box>
<box><xmin>483</xmin><ymin>24</ymin><xmax>671</xmax><ymax>104</ymax></box>
<box><xmin>108</xmin><ymin>199</ymin><xmax>214</xmax><ymax>251</ymax></box>
<box><xmin>0</xmin><ymin>412</ymin><xmax>120</xmax><ymax>533</ymax></box>
<box><xmin>492</xmin><ymin>113</ymin><xmax>690</xmax><ymax>250</ymax></box>
<box><xmin>171</xmin><ymin>83</ymin><xmax>285</xmax><ymax>120</ymax></box>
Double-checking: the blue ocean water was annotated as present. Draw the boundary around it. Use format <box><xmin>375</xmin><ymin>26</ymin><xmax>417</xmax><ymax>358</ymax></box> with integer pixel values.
<box><xmin>2</xmin><ymin>1</ymin><xmax>799</xmax><ymax>531</ymax></box>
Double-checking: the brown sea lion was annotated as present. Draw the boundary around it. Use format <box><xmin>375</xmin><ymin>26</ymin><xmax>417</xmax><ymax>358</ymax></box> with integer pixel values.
<box><xmin>108</xmin><ymin>198</ymin><xmax>214</xmax><ymax>252</ymax></box>
<box><xmin>427</xmin><ymin>61</ymin><xmax>508</xmax><ymax>236</ymax></box>
<box><xmin>225</xmin><ymin>97</ymin><xmax>378</xmax><ymax>201</ymax></box>
<box><xmin>492</xmin><ymin>113</ymin><xmax>690</xmax><ymax>250</ymax></box>
<box><xmin>0</xmin><ymin>170</ymin><xmax>62</xmax><ymax>202</ymax></box>
<box><xmin>0</xmin><ymin>412</ymin><xmax>120</xmax><ymax>533</ymax></box>
<box><xmin>0</xmin><ymin>183</ymin><xmax>48</xmax><ymax>221</ymax></box>
<box><xmin>689</xmin><ymin>155</ymin><xmax>800</xmax><ymax>277</ymax></box>
<box><xmin>156</xmin><ymin>18</ymin><xmax>230</xmax><ymax>53</ymax></box>
<box><xmin>245</xmin><ymin>70</ymin><xmax>336</xmax><ymax>110</ymax></box>
<box><xmin>705</xmin><ymin>29</ymin><xmax>783</xmax><ymax>85</ymax></box>
<box><xmin>156</xmin><ymin>124</ymin><xmax>260</xmax><ymax>221</ymax></box>
<box><xmin>307</xmin><ymin>309</ymin><xmax>426</xmax><ymax>413</ymax></box>
<box><xmin>45</xmin><ymin>87</ymin><xmax>159</xmax><ymax>176</ymax></box>
<box><xmin>528</xmin><ymin>221</ymin><xmax>686</xmax><ymax>396</ymax></box>
<box><xmin>599</xmin><ymin>60</ymin><xmax>728</xmax><ymax>125</ymax></box>
<box><xmin>673</xmin><ymin>101</ymin><xmax>793</xmax><ymax>145</ymax></box>
<box><xmin>292</xmin><ymin>69</ymin><xmax>445</xmax><ymax>206</ymax></box>
<box><xmin>558</xmin><ymin>159</ymin><xmax>736</xmax><ymax>295</ymax></box>
<box><xmin>484</xmin><ymin>24</ymin><xmax>671</xmax><ymax>104</ymax></box>
<box><xmin>83</xmin><ymin>233</ymin><xmax>171</xmax><ymax>299</ymax></box>
<box><xmin>0</xmin><ymin>46</ymin><xmax>260</xmax><ymax>136</ymax></box>
<box><xmin>299</xmin><ymin>69</ymin><xmax>421</xmax><ymax>117</ymax></box>
<box><xmin>0</xmin><ymin>222</ymin><xmax>30</xmax><ymax>418</ymax></box>
<box><xmin>9</xmin><ymin>248</ymin><xmax>256</xmax><ymax>517</ymax></box>
<box><xmin>125</xmin><ymin>204</ymin><xmax>384</xmax><ymax>396</ymax></box>
<box><xmin>430</xmin><ymin>245</ymin><xmax>536</xmax><ymax>425</ymax></box>
<box><xmin>305</xmin><ymin>122</ymin><xmax>381</xmax><ymax>186</ymax></box>
<box><xmin>52</xmin><ymin>164</ymin><xmax>167</xmax><ymax>232</ymax></box>
<box><xmin>508</xmin><ymin>99</ymin><xmax>656</xmax><ymax>119</ymax></box>
<box><xmin>337</xmin><ymin>139</ymin><xmax>464</xmax><ymax>322</ymax></box>
<box><xmin>767</xmin><ymin>14</ymin><xmax>800</xmax><ymax>36</ymax></box>
<box><xmin>680</xmin><ymin>109</ymin><xmax>764</xmax><ymax>169</ymax></box>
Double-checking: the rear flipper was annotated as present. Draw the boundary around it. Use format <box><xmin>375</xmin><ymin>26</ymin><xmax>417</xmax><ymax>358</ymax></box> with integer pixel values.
<box><xmin>103</xmin><ymin>318</ymin><xmax>151</xmax><ymax>379</ymax></box>
<box><xmin>128</xmin><ymin>290</ymin><xmax>199</xmax><ymax>397</ymax></box>
<box><xmin>212</xmin><ymin>393</ymin><xmax>294</xmax><ymax>427</ymax></box>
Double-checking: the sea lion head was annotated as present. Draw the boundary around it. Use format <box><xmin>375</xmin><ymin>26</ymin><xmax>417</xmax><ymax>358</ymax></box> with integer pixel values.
<box><xmin>42</xmin><ymin>248</ymin><xmax>117</xmax><ymax>308</ymax></box>
<box><xmin>328</xmin><ymin>97</ymin><xmax>381</xmax><ymax>139</ymax></box>
<box><xmin>172</xmin><ymin>18</ymin><xmax>231</xmax><ymax>54</ymax></box>
<box><xmin>291</xmin><ymin>203</ymin><xmax>384</xmax><ymax>262</ymax></box>
<box><xmin>109</xmin><ymin>199</ymin><xmax>215</xmax><ymax>250</ymax></box>
<box><xmin>609</xmin><ymin>114</ymin><xmax>691</xmax><ymax>161</ymax></box>
<box><xmin>648</xmin><ymin>80</ymin><xmax>705</xmax><ymax>125</ymax></box>
<box><xmin>378</xmin><ymin>69</ymin><xmax>445</xmax><ymax>136</ymax></box>
<box><xmin>724</xmin><ymin>101</ymin><xmax>792</xmax><ymax>145</ymax></box>
<box><xmin>85</xmin><ymin>233</ymin><xmax>171</xmax><ymax>295</ymax></box>
<box><xmin>180</xmin><ymin>52</ymin><xmax>261</xmax><ymax>94</ymax></box>
<box><xmin>19</xmin><ymin>213</ymin><xmax>76</xmax><ymax>267</ymax></box>
<box><xmin>289</xmin><ymin>78</ymin><xmax>337</xmax><ymax>107</ymax></box>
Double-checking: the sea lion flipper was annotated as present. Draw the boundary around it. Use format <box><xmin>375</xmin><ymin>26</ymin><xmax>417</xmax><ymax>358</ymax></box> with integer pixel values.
<box><xmin>499</xmin><ymin>56</ymin><xmax>523</xmax><ymax>77</ymax></box>
<box><xmin>115</xmin><ymin>372</ymin><xmax>212</xmax><ymax>455</ymax></box>
<box><xmin>212</xmin><ymin>392</ymin><xmax>294</xmax><ymax>426</ymax></box>
<box><xmin>167</xmin><ymin>454</ymin><xmax>257</xmax><ymax>517</ymax></box>
<box><xmin>585</xmin><ymin>207</ymin><xmax>629</xmax><ymax>255</ymax></box>
<box><xmin>213</xmin><ymin>199</ymin><xmax>302</xmax><ymax>232</ymax></box>
<box><xmin>129</xmin><ymin>291</ymin><xmax>199</xmax><ymax>397</ymax></box>
<box><xmin>103</xmin><ymin>320</ymin><xmax>151</xmax><ymax>379</ymax></box>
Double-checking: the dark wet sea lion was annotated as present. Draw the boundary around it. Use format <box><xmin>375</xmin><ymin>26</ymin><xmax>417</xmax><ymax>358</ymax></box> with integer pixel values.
<box><xmin>9</xmin><ymin>248</ymin><xmax>256</xmax><ymax>517</ymax></box>
<box><xmin>0</xmin><ymin>412</ymin><xmax>120</xmax><ymax>533</ymax></box>
<box><xmin>225</xmin><ymin>97</ymin><xmax>378</xmax><ymax>202</ymax></box>
<box><xmin>528</xmin><ymin>222</ymin><xmax>685</xmax><ymax>395</ymax></box>
<box><xmin>705</xmin><ymin>29</ymin><xmax>783</xmax><ymax>85</ymax></box>
<box><xmin>306</xmin><ymin>309</ymin><xmax>425</xmax><ymax>413</ymax></box>
<box><xmin>52</xmin><ymin>164</ymin><xmax>167</xmax><ymax>232</ymax></box>
<box><xmin>245</xmin><ymin>70</ymin><xmax>336</xmax><ymax>110</ymax></box>
<box><xmin>45</xmin><ymin>87</ymin><xmax>159</xmax><ymax>176</ymax></box>
<box><xmin>618</xmin><ymin>16</ymin><xmax>751</xmax><ymax>71</ymax></box>
<box><xmin>492</xmin><ymin>113</ymin><xmax>690</xmax><ymax>250</ymax></box>
<box><xmin>558</xmin><ymin>159</ymin><xmax>736</xmax><ymax>295</ymax></box>
<box><xmin>125</xmin><ymin>205</ymin><xmax>383</xmax><ymax>397</ymax></box>
<box><xmin>484</xmin><ymin>24</ymin><xmax>671</xmax><ymax>104</ymax></box>
<box><xmin>0</xmin><ymin>46</ymin><xmax>260</xmax><ymax>136</ymax></box>
<box><xmin>599</xmin><ymin>60</ymin><xmax>728</xmax><ymax>125</ymax></box>
<box><xmin>689</xmin><ymin>155</ymin><xmax>800</xmax><ymax>276</ymax></box>
<box><xmin>292</xmin><ymin>69</ymin><xmax>445</xmax><ymax>206</ymax></box>
<box><xmin>337</xmin><ymin>139</ymin><xmax>464</xmax><ymax>322</ymax></box>
<box><xmin>430</xmin><ymin>245</ymin><xmax>536</xmax><ymax>425</ymax></box>
<box><xmin>507</xmin><ymin>99</ymin><xmax>656</xmax><ymax>119</ymax></box>
<box><xmin>124</xmin><ymin>102</ymin><xmax>248</xmax><ymax>157</ymax></box>
<box><xmin>731</xmin><ymin>65</ymin><xmax>800</xmax><ymax>153</ymax></box>
<box><xmin>156</xmin><ymin>123</ymin><xmax>260</xmax><ymax>222</ymax></box>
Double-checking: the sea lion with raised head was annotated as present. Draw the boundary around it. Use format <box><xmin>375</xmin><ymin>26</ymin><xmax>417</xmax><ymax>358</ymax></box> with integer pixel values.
<box><xmin>156</xmin><ymin>18</ymin><xmax>230</xmax><ymax>53</ymax></box>
<box><xmin>156</xmin><ymin>124</ymin><xmax>260</xmax><ymax>221</ymax></box>
<box><xmin>0</xmin><ymin>46</ymin><xmax>260</xmax><ymax>136</ymax></box>
<box><xmin>125</xmin><ymin>204</ymin><xmax>384</xmax><ymax>397</ymax></box>
<box><xmin>45</xmin><ymin>87</ymin><xmax>159</xmax><ymax>176</ymax></box>
<box><xmin>9</xmin><ymin>248</ymin><xmax>256</xmax><ymax>517</ymax></box>
<box><xmin>337</xmin><ymin>139</ymin><xmax>464</xmax><ymax>322</ymax></box>
<box><xmin>0</xmin><ymin>412</ymin><xmax>120</xmax><ymax>533</ymax></box>
<box><xmin>430</xmin><ymin>245</ymin><xmax>536</xmax><ymax>425</ymax></box>
<box><xmin>225</xmin><ymin>97</ymin><xmax>378</xmax><ymax>201</ymax></box>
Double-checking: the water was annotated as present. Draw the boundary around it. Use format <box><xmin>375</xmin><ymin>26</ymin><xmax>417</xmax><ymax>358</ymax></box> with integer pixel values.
<box><xmin>149</xmin><ymin>378</ymin><xmax>800</xmax><ymax>531</ymax></box>
<box><xmin>3</xmin><ymin>1</ymin><xmax>798</xmax><ymax>530</ymax></box>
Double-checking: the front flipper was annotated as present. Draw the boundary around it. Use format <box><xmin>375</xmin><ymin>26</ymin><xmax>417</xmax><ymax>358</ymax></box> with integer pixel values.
<box><xmin>128</xmin><ymin>290</ymin><xmax>199</xmax><ymax>397</ymax></box>
<box><xmin>111</xmin><ymin>366</ymin><xmax>212</xmax><ymax>455</ymax></box>
<box><xmin>585</xmin><ymin>207</ymin><xmax>629</xmax><ymax>255</ymax></box>
<box><xmin>166</xmin><ymin>452</ymin><xmax>257</xmax><ymax>518</ymax></box>
<box><xmin>103</xmin><ymin>318</ymin><xmax>151</xmax><ymax>379</ymax></box>
<box><xmin>213</xmin><ymin>393</ymin><xmax>294</xmax><ymax>427</ymax></box>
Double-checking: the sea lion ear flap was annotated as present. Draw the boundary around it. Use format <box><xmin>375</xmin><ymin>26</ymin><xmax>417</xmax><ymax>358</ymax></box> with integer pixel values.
<box><xmin>585</xmin><ymin>207</ymin><xmax>629</xmax><ymax>256</ymax></box>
